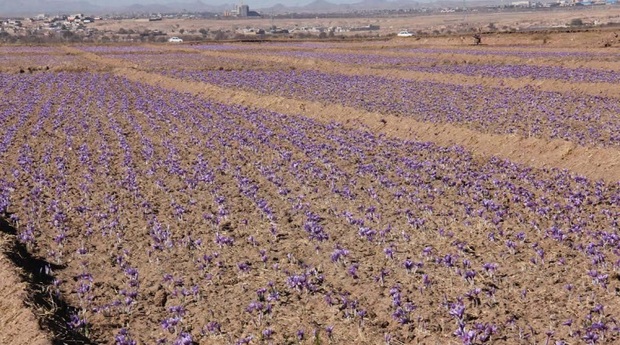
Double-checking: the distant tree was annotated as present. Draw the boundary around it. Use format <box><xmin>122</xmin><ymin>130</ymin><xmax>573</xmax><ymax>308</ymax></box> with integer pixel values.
<box><xmin>118</xmin><ymin>28</ymin><xmax>128</xmax><ymax>34</ymax></box>
<box><xmin>199</xmin><ymin>28</ymin><xmax>208</xmax><ymax>36</ymax></box>
<box><xmin>179</xmin><ymin>28</ymin><xmax>185</xmax><ymax>34</ymax></box>
<box><xmin>318</xmin><ymin>32</ymin><xmax>327</xmax><ymax>39</ymax></box>
<box><xmin>570</xmin><ymin>18</ymin><xmax>584</xmax><ymax>26</ymax></box>
<box><xmin>213</xmin><ymin>30</ymin><xmax>226</xmax><ymax>40</ymax></box>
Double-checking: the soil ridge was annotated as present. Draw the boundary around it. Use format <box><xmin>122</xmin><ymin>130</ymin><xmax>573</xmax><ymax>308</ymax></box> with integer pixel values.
<box><xmin>65</xmin><ymin>46</ymin><xmax>620</xmax><ymax>183</ymax></box>
<box><xmin>0</xmin><ymin>216</ymin><xmax>96</xmax><ymax>345</ymax></box>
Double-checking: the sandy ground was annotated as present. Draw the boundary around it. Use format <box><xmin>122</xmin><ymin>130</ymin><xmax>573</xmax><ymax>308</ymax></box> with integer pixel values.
<box><xmin>71</xmin><ymin>51</ymin><xmax>619</xmax><ymax>183</ymax></box>
<box><xmin>0</xmin><ymin>234</ymin><xmax>51</xmax><ymax>345</ymax></box>
<box><xmin>58</xmin><ymin>31</ymin><xmax>620</xmax><ymax>183</ymax></box>
<box><xmin>1</xmin><ymin>27</ymin><xmax>620</xmax><ymax>345</ymax></box>
<box><xmin>90</xmin><ymin>6</ymin><xmax>620</xmax><ymax>38</ymax></box>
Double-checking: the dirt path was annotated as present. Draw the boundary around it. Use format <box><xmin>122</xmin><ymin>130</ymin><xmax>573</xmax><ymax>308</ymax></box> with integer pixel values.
<box><xmin>160</xmin><ymin>40</ymin><xmax>620</xmax><ymax>72</ymax></box>
<box><xmin>185</xmin><ymin>48</ymin><xmax>620</xmax><ymax>99</ymax></box>
<box><xmin>151</xmin><ymin>42</ymin><xmax>620</xmax><ymax>96</ymax></box>
<box><xmin>0</xmin><ymin>234</ymin><xmax>51</xmax><ymax>345</ymax></box>
<box><xmin>65</xmin><ymin>46</ymin><xmax>620</xmax><ymax>183</ymax></box>
<box><xmin>308</xmin><ymin>47</ymin><xmax>620</xmax><ymax>72</ymax></box>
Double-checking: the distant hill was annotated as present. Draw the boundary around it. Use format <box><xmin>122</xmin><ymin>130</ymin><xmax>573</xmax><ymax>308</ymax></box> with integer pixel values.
<box><xmin>0</xmin><ymin>0</ymin><xmax>493</xmax><ymax>17</ymax></box>
<box><xmin>119</xmin><ymin>3</ymin><xmax>174</xmax><ymax>13</ymax></box>
<box><xmin>0</xmin><ymin>0</ymin><xmax>101</xmax><ymax>15</ymax></box>
<box><xmin>114</xmin><ymin>1</ymin><xmax>228</xmax><ymax>13</ymax></box>
<box><xmin>304</xmin><ymin>0</ymin><xmax>341</xmax><ymax>11</ymax></box>
<box><xmin>108</xmin><ymin>1</ymin><xmax>230</xmax><ymax>15</ymax></box>
<box><xmin>263</xmin><ymin>0</ymin><xmax>427</xmax><ymax>14</ymax></box>
<box><xmin>0</xmin><ymin>0</ymin><xmax>229</xmax><ymax>16</ymax></box>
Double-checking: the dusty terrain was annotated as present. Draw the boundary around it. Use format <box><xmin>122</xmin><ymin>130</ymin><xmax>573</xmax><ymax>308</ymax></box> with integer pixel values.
<box><xmin>90</xmin><ymin>6</ymin><xmax>620</xmax><ymax>38</ymax></box>
<box><xmin>0</xmin><ymin>231</ymin><xmax>51</xmax><ymax>345</ymax></box>
<box><xmin>1</xmin><ymin>28</ymin><xmax>620</xmax><ymax>345</ymax></box>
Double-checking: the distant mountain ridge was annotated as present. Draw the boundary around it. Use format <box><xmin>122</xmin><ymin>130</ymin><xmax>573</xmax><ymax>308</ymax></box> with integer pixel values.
<box><xmin>0</xmin><ymin>0</ymin><xmax>101</xmax><ymax>14</ymax></box>
<box><xmin>0</xmin><ymin>0</ymin><xmax>223</xmax><ymax>15</ymax></box>
<box><xmin>0</xmin><ymin>0</ymin><xmax>474</xmax><ymax>16</ymax></box>
<box><xmin>260</xmin><ymin>0</ymin><xmax>437</xmax><ymax>14</ymax></box>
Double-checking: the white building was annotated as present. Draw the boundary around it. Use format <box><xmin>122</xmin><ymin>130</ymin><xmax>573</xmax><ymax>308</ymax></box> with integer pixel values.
<box><xmin>228</xmin><ymin>3</ymin><xmax>253</xmax><ymax>17</ymax></box>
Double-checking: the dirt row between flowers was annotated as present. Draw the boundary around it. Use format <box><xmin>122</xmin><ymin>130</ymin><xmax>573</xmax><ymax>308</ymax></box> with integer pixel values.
<box><xmin>129</xmin><ymin>41</ymin><xmax>620</xmax><ymax>74</ymax></box>
<box><xmin>0</xmin><ymin>232</ymin><xmax>52</xmax><ymax>345</ymax></box>
<box><xmin>65</xmin><ymin>46</ymin><xmax>620</xmax><ymax>183</ymax></box>
<box><xmin>154</xmin><ymin>45</ymin><xmax>620</xmax><ymax>99</ymax></box>
<box><xmin>117</xmin><ymin>42</ymin><xmax>620</xmax><ymax>96</ymax></box>
<box><xmin>298</xmin><ymin>47</ymin><xmax>620</xmax><ymax>72</ymax></box>
<box><xmin>169</xmin><ymin>39</ymin><xmax>620</xmax><ymax>72</ymax></box>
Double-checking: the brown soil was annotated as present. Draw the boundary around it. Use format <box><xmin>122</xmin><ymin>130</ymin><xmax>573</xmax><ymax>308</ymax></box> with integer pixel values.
<box><xmin>88</xmin><ymin>6</ymin><xmax>620</xmax><ymax>40</ymax></box>
<box><xmin>63</xmin><ymin>46</ymin><xmax>620</xmax><ymax>183</ymax></box>
<box><xmin>0</xmin><ymin>234</ymin><xmax>52</xmax><ymax>345</ymax></box>
<box><xmin>302</xmin><ymin>45</ymin><xmax>620</xmax><ymax>72</ymax></box>
<box><xmin>2</xmin><ymin>31</ymin><xmax>620</xmax><ymax>345</ymax></box>
<box><xmin>182</xmin><ymin>46</ymin><xmax>620</xmax><ymax>99</ymax></box>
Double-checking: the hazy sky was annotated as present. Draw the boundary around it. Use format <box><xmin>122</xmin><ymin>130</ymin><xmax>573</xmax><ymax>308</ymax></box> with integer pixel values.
<box><xmin>77</xmin><ymin>0</ymin><xmax>362</xmax><ymax>6</ymax></box>
<box><xmin>0</xmin><ymin>0</ymin><xmax>371</xmax><ymax>15</ymax></box>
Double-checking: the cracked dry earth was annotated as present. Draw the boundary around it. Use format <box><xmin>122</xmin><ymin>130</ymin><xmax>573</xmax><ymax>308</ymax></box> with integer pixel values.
<box><xmin>1</xmin><ymin>35</ymin><xmax>620</xmax><ymax>345</ymax></box>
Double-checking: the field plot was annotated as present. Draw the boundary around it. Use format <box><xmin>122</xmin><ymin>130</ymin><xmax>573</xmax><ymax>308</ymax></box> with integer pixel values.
<box><xmin>98</xmin><ymin>52</ymin><xmax>282</xmax><ymax>71</ymax></box>
<box><xmin>1</xmin><ymin>38</ymin><xmax>620</xmax><ymax>345</ymax></box>
<box><xmin>390</xmin><ymin>47</ymin><xmax>620</xmax><ymax>60</ymax></box>
<box><xmin>0</xmin><ymin>46</ymin><xmax>103</xmax><ymax>73</ymax></box>
<box><xmin>166</xmin><ymin>68</ymin><xmax>620</xmax><ymax>147</ymax></box>
<box><xmin>317</xmin><ymin>47</ymin><xmax>620</xmax><ymax>84</ymax></box>
<box><xmin>268</xmin><ymin>50</ymin><xmax>620</xmax><ymax>83</ymax></box>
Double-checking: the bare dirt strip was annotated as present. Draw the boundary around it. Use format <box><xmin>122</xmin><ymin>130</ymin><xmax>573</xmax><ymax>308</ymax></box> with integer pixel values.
<box><xmin>177</xmin><ymin>47</ymin><xmax>620</xmax><ymax>99</ymax></box>
<box><xmin>149</xmin><ymin>41</ymin><xmax>620</xmax><ymax>94</ymax></box>
<box><xmin>64</xmin><ymin>46</ymin><xmax>620</xmax><ymax>183</ymax></box>
<box><xmin>157</xmin><ymin>39</ymin><xmax>620</xmax><ymax>72</ymax></box>
<box><xmin>295</xmin><ymin>47</ymin><xmax>620</xmax><ymax>72</ymax></box>
<box><xmin>0</xmin><ymin>234</ymin><xmax>52</xmax><ymax>345</ymax></box>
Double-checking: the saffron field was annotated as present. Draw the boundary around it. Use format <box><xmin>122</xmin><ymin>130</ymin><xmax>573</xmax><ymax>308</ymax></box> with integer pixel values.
<box><xmin>1</xmin><ymin>41</ymin><xmax>620</xmax><ymax>345</ymax></box>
